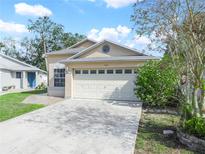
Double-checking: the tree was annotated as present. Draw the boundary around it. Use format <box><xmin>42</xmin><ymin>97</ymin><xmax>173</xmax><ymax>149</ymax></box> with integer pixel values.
<box><xmin>27</xmin><ymin>16</ymin><xmax>85</xmax><ymax>71</ymax></box>
<box><xmin>0</xmin><ymin>42</ymin><xmax>5</xmax><ymax>49</ymax></box>
<box><xmin>62</xmin><ymin>32</ymin><xmax>85</xmax><ymax>48</ymax></box>
<box><xmin>27</xmin><ymin>16</ymin><xmax>64</xmax><ymax>71</ymax></box>
<box><xmin>0</xmin><ymin>38</ymin><xmax>19</xmax><ymax>58</ymax></box>
<box><xmin>132</xmin><ymin>0</ymin><xmax>205</xmax><ymax>118</ymax></box>
<box><xmin>20</xmin><ymin>37</ymin><xmax>46</xmax><ymax>70</ymax></box>
<box><xmin>0</xmin><ymin>17</ymin><xmax>85</xmax><ymax>71</ymax></box>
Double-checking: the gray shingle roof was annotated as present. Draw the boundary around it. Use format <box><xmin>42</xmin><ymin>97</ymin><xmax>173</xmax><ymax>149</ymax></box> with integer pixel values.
<box><xmin>46</xmin><ymin>47</ymin><xmax>86</xmax><ymax>55</ymax></box>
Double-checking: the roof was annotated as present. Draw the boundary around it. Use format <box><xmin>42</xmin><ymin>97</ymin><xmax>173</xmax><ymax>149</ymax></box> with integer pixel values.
<box><xmin>60</xmin><ymin>56</ymin><xmax>159</xmax><ymax>63</ymax></box>
<box><xmin>68</xmin><ymin>38</ymin><xmax>97</xmax><ymax>48</ymax></box>
<box><xmin>46</xmin><ymin>38</ymin><xmax>97</xmax><ymax>56</ymax></box>
<box><xmin>69</xmin><ymin>39</ymin><xmax>146</xmax><ymax>60</ymax></box>
<box><xmin>0</xmin><ymin>53</ymin><xmax>47</xmax><ymax>73</ymax></box>
<box><xmin>46</xmin><ymin>38</ymin><xmax>159</xmax><ymax>64</ymax></box>
<box><xmin>46</xmin><ymin>47</ymin><xmax>86</xmax><ymax>55</ymax></box>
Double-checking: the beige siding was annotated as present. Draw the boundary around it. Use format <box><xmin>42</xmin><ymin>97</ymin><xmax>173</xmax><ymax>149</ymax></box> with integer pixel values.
<box><xmin>64</xmin><ymin>68</ymin><xmax>73</xmax><ymax>98</ymax></box>
<box><xmin>47</xmin><ymin>55</ymin><xmax>72</xmax><ymax>97</ymax></box>
<box><xmin>80</xmin><ymin>42</ymin><xmax>139</xmax><ymax>58</ymax></box>
<box><xmin>47</xmin><ymin>55</ymin><xmax>72</xmax><ymax>87</ymax></box>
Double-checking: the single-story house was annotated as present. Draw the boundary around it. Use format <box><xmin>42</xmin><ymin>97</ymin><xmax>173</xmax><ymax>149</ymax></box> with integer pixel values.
<box><xmin>46</xmin><ymin>38</ymin><xmax>158</xmax><ymax>101</ymax></box>
<box><xmin>0</xmin><ymin>53</ymin><xmax>47</xmax><ymax>91</ymax></box>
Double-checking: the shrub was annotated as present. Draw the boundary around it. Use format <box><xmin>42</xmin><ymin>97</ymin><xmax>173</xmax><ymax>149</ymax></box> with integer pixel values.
<box><xmin>183</xmin><ymin>116</ymin><xmax>205</xmax><ymax>138</ymax></box>
<box><xmin>35</xmin><ymin>83</ymin><xmax>47</xmax><ymax>90</ymax></box>
<box><xmin>135</xmin><ymin>56</ymin><xmax>179</xmax><ymax>107</ymax></box>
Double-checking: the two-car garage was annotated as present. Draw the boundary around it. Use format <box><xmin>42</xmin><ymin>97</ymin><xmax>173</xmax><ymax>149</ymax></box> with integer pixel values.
<box><xmin>73</xmin><ymin>68</ymin><xmax>137</xmax><ymax>101</ymax></box>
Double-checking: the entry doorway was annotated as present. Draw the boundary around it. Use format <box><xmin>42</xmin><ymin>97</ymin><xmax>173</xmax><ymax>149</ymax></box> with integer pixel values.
<box><xmin>27</xmin><ymin>72</ymin><xmax>36</xmax><ymax>88</ymax></box>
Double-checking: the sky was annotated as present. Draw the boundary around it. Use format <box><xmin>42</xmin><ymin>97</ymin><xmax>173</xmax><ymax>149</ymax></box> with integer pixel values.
<box><xmin>0</xmin><ymin>0</ymin><xmax>162</xmax><ymax>56</ymax></box>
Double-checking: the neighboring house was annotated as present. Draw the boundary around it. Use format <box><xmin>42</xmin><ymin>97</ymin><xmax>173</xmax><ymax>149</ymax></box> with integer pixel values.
<box><xmin>0</xmin><ymin>53</ymin><xmax>47</xmax><ymax>91</ymax></box>
<box><xmin>46</xmin><ymin>38</ymin><xmax>158</xmax><ymax>101</ymax></box>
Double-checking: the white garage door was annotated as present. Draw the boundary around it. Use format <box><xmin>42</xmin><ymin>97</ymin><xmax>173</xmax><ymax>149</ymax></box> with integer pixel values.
<box><xmin>73</xmin><ymin>68</ymin><xmax>137</xmax><ymax>101</ymax></box>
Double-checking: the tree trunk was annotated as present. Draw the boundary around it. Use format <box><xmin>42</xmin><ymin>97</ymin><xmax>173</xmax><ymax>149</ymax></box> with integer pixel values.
<box><xmin>42</xmin><ymin>36</ymin><xmax>49</xmax><ymax>87</ymax></box>
<box><xmin>201</xmin><ymin>88</ymin><xmax>205</xmax><ymax>115</ymax></box>
<box><xmin>193</xmin><ymin>87</ymin><xmax>201</xmax><ymax>117</ymax></box>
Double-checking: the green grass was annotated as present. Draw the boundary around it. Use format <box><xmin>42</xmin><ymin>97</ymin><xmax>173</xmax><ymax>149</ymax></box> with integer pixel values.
<box><xmin>0</xmin><ymin>90</ymin><xmax>46</xmax><ymax>122</ymax></box>
<box><xmin>135</xmin><ymin>112</ymin><xmax>196</xmax><ymax>154</ymax></box>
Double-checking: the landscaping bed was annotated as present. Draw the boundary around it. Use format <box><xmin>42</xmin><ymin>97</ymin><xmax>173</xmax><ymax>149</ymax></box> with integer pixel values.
<box><xmin>0</xmin><ymin>90</ymin><xmax>46</xmax><ymax>122</ymax></box>
<box><xmin>177</xmin><ymin>129</ymin><xmax>205</xmax><ymax>152</ymax></box>
<box><xmin>135</xmin><ymin>112</ymin><xmax>195</xmax><ymax>154</ymax></box>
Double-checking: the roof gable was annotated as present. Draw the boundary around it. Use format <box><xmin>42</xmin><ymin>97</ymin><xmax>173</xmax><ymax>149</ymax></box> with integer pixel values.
<box><xmin>70</xmin><ymin>40</ymin><xmax>146</xmax><ymax>59</ymax></box>
<box><xmin>69</xmin><ymin>38</ymin><xmax>97</xmax><ymax>49</ymax></box>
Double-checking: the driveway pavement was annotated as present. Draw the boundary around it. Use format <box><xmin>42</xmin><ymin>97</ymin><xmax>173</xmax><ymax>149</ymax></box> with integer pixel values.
<box><xmin>0</xmin><ymin>99</ymin><xmax>142</xmax><ymax>154</ymax></box>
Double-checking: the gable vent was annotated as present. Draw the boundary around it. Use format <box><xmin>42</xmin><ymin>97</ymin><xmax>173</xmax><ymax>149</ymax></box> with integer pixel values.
<box><xmin>102</xmin><ymin>44</ymin><xmax>110</xmax><ymax>53</ymax></box>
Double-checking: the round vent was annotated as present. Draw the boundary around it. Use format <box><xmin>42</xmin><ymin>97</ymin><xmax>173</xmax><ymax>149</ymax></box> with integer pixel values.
<box><xmin>102</xmin><ymin>45</ymin><xmax>110</xmax><ymax>53</ymax></box>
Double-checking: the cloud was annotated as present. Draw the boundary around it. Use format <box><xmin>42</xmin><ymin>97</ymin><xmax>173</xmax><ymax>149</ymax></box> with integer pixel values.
<box><xmin>88</xmin><ymin>0</ymin><xmax>96</xmax><ymax>2</ymax></box>
<box><xmin>125</xmin><ymin>35</ymin><xmax>151</xmax><ymax>48</ymax></box>
<box><xmin>0</xmin><ymin>19</ymin><xmax>28</xmax><ymax>33</ymax></box>
<box><xmin>125</xmin><ymin>35</ymin><xmax>163</xmax><ymax>56</ymax></box>
<box><xmin>134</xmin><ymin>35</ymin><xmax>152</xmax><ymax>45</ymax></box>
<box><xmin>104</xmin><ymin>0</ymin><xmax>143</xmax><ymax>8</ymax></box>
<box><xmin>87</xmin><ymin>25</ymin><xmax>131</xmax><ymax>42</ymax></box>
<box><xmin>87</xmin><ymin>26</ymin><xmax>161</xmax><ymax>56</ymax></box>
<box><xmin>14</xmin><ymin>3</ymin><xmax>52</xmax><ymax>17</ymax></box>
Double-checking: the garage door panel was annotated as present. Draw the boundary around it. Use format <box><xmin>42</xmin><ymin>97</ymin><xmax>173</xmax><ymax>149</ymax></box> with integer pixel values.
<box><xmin>73</xmin><ymin>69</ymin><xmax>137</xmax><ymax>101</ymax></box>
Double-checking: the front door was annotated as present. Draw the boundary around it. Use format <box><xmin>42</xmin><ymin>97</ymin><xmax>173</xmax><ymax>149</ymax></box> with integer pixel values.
<box><xmin>27</xmin><ymin>72</ymin><xmax>36</xmax><ymax>88</ymax></box>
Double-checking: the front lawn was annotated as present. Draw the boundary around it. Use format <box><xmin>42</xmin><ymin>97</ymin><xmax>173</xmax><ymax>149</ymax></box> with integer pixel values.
<box><xmin>0</xmin><ymin>90</ymin><xmax>46</xmax><ymax>122</ymax></box>
<box><xmin>135</xmin><ymin>112</ymin><xmax>195</xmax><ymax>154</ymax></box>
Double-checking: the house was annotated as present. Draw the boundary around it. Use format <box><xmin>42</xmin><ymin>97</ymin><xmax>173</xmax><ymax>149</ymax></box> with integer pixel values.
<box><xmin>46</xmin><ymin>38</ymin><xmax>158</xmax><ymax>101</ymax></box>
<box><xmin>0</xmin><ymin>53</ymin><xmax>47</xmax><ymax>91</ymax></box>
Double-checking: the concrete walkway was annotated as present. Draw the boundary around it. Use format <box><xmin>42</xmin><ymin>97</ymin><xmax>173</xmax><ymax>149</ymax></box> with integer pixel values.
<box><xmin>22</xmin><ymin>94</ymin><xmax>64</xmax><ymax>105</ymax></box>
<box><xmin>0</xmin><ymin>99</ymin><xmax>142</xmax><ymax>154</ymax></box>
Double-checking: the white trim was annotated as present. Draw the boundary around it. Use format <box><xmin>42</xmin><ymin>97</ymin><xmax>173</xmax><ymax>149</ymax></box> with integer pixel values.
<box><xmin>60</xmin><ymin>56</ymin><xmax>159</xmax><ymax>64</ymax></box>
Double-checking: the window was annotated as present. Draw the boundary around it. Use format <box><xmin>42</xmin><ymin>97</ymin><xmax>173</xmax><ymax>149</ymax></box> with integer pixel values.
<box><xmin>98</xmin><ymin>70</ymin><xmax>105</xmax><ymax>74</ymax></box>
<box><xmin>54</xmin><ymin>69</ymin><xmax>65</xmax><ymax>87</ymax></box>
<box><xmin>90</xmin><ymin>70</ymin><xmax>97</xmax><ymax>74</ymax></box>
<box><xmin>16</xmin><ymin>72</ymin><xmax>22</xmax><ymax>78</ymax></box>
<box><xmin>75</xmin><ymin>70</ymin><xmax>81</xmax><ymax>74</ymax></box>
<box><xmin>125</xmin><ymin>69</ymin><xmax>132</xmax><ymax>74</ymax></box>
<box><xmin>82</xmin><ymin>70</ymin><xmax>89</xmax><ymax>74</ymax></box>
<box><xmin>115</xmin><ymin>69</ymin><xmax>123</xmax><ymax>74</ymax></box>
<box><xmin>107</xmin><ymin>69</ymin><xmax>113</xmax><ymax>74</ymax></box>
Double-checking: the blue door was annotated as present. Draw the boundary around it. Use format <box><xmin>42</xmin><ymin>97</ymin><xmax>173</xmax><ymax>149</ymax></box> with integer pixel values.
<box><xmin>27</xmin><ymin>72</ymin><xmax>36</xmax><ymax>88</ymax></box>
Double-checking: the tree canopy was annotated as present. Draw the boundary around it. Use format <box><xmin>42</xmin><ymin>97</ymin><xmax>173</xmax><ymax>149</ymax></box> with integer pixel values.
<box><xmin>132</xmin><ymin>0</ymin><xmax>205</xmax><ymax>120</ymax></box>
<box><xmin>0</xmin><ymin>17</ymin><xmax>85</xmax><ymax>70</ymax></box>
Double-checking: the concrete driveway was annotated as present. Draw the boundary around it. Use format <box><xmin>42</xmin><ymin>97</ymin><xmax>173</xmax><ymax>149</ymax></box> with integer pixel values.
<box><xmin>22</xmin><ymin>94</ymin><xmax>64</xmax><ymax>105</ymax></box>
<box><xmin>0</xmin><ymin>99</ymin><xmax>142</xmax><ymax>154</ymax></box>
